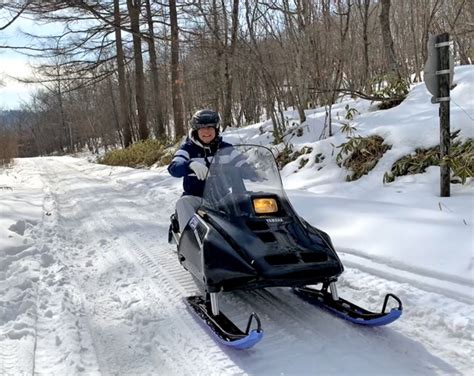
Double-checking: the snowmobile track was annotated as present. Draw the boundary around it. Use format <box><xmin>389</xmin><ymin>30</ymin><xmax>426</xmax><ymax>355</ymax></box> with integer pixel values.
<box><xmin>32</xmin><ymin>164</ymin><xmax>102</xmax><ymax>375</ymax></box>
<box><xmin>14</xmin><ymin>157</ymin><xmax>471</xmax><ymax>375</ymax></box>
<box><xmin>96</xmin><ymin>202</ymin><xmax>245</xmax><ymax>375</ymax></box>
<box><xmin>340</xmin><ymin>248</ymin><xmax>473</xmax><ymax>304</ymax></box>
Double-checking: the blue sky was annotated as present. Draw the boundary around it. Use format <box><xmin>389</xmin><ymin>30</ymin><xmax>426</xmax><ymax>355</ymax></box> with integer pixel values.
<box><xmin>1</xmin><ymin>12</ymin><xmax>38</xmax><ymax>110</ymax></box>
<box><xmin>1</xmin><ymin>7</ymin><xmax>116</xmax><ymax>110</ymax></box>
<box><xmin>0</xmin><ymin>11</ymin><xmax>62</xmax><ymax>110</ymax></box>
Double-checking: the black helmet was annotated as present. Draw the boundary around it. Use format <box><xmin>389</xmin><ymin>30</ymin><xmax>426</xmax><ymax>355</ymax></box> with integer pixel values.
<box><xmin>190</xmin><ymin>109</ymin><xmax>220</xmax><ymax>130</ymax></box>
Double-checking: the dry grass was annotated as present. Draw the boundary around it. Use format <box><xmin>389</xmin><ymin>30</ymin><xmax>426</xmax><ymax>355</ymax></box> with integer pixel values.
<box><xmin>337</xmin><ymin>135</ymin><xmax>391</xmax><ymax>181</ymax></box>
<box><xmin>384</xmin><ymin>136</ymin><xmax>473</xmax><ymax>184</ymax></box>
<box><xmin>0</xmin><ymin>132</ymin><xmax>18</xmax><ymax>167</ymax></box>
<box><xmin>276</xmin><ymin>145</ymin><xmax>313</xmax><ymax>169</ymax></box>
<box><xmin>98</xmin><ymin>139</ymin><xmax>175</xmax><ymax>168</ymax></box>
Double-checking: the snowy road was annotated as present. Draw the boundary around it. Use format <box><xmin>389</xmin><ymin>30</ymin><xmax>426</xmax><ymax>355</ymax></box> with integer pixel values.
<box><xmin>2</xmin><ymin>157</ymin><xmax>473</xmax><ymax>375</ymax></box>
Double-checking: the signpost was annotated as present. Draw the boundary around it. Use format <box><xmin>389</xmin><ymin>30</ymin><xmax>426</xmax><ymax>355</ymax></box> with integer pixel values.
<box><xmin>424</xmin><ymin>33</ymin><xmax>453</xmax><ymax>197</ymax></box>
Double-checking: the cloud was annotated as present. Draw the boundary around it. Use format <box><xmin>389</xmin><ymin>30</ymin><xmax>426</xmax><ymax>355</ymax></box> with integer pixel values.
<box><xmin>0</xmin><ymin>56</ymin><xmax>33</xmax><ymax>81</ymax></box>
<box><xmin>0</xmin><ymin>57</ymin><xmax>37</xmax><ymax>109</ymax></box>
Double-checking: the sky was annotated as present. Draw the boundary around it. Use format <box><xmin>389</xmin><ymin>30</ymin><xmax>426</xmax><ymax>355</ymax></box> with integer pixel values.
<box><xmin>0</xmin><ymin>9</ymin><xmax>66</xmax><ymax>110</ymax></box>
<box><xmin>0</xmin><ymin>12</ymin><xmax>42</xmax><ymax>109</ymax></box>
<box><xmin>0</xmin><ymin>52</ymin><xmax>36</xmax><ymax>109</ymax></box>
<box><xmin>0</xmin><ymin>65</ymin><xmax>472</xmax><ymax>375</ymax></box>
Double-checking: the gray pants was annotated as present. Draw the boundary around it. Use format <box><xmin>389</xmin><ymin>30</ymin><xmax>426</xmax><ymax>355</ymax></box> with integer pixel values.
<box><xmin>176</xmin><ymin>195</ymin><xmax>202</xmax><ymax>232</ymax></box>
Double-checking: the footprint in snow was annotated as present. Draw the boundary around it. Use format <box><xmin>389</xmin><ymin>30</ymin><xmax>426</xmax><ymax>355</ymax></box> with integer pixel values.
<box><xmin>40</xmin><ymin>254</ymin><xmax>55</xmax><ymax>268</ymax></box>
<box><xmin>8</xmin><ymin>220</ymin><xmax>26</xmax><ymax>236</ymax></box>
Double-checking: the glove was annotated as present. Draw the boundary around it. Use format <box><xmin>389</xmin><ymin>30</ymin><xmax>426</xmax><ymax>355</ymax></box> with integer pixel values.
<box><xmin>189</xmin><ymin>161</ymin><xmax>208</xmax><ymax>180</ymax></box>
<box><xmin>248</xmin><ymin>171</ymin><xmax>264</xmax><ymax>182</ymax></box>
<box><xmin>241</xmin><ymin>166</ymin><xmax>264</xmax><ymax>182</ymax></box>
<box><xmin>249</xmin><ymin>172</ymin><xmax>265</xmax><ymax>183</ymax></box>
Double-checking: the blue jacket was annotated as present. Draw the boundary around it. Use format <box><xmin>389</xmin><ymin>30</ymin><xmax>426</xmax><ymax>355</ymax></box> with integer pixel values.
<box><xmin>168</xmin><ymin>135</ymin><xmax>233</xmax><ymax>197</ymax></box>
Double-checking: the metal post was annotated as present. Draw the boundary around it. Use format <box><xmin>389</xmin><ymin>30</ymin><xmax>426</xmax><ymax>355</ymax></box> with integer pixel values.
<box><xmin>210</xmin><ymin>292</ymin><xmax>219</xmax><ymax>316</ymax></box>
<box><xmin>437</xmin><ymin>33</ymin><xmax>451</xmax><ymax>197</ymax></box>
<box><xmin>329</xmin><ymin>282</ymin><xmax>339</xmax><ymax>301</ymax></box>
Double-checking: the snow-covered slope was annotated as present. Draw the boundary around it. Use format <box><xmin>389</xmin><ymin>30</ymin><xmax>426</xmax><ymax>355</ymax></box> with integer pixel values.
<box><xmin>224</xmin><ymin>65</ymin><xmax>474</xmax><ymax>298</ymax></box>
<box><xmin>1</xmin><ymin>66</ymin><xmax>473</xmax><ymax>375</ymax></box>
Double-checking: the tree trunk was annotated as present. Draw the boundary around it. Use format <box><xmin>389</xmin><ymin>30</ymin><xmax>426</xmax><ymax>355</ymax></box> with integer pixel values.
<box><xmin>55</xmin><ymin>65</ymin><xmax>73</xmax><ymax>153</ymax></box>
<box><xmin>127</xmin><ymin>0</ymin><xmax>149</xmax><ymax>141</ymax></box>
<box><xmin>357</xmin><ymin>0</ymin><xmax>371</xmax><ymax>92</ymax></box>
<box><xmin>145</xmin><ymin>0</ymin><xmax>166</xmax><ymax>139</ymax></box>
<box><xmin>169</xmin><ymin>0</ymin><xmax>185</xmax><ymax>139</ymax></box>
<box><xmin>283</xmin><ymin>0</ymin><xmax>306</xmax><ymax>124</ymax></box>
<box><xmin>57</xmin><ymin>82</ymin><xmax>72</xmax><ymax>153</ymax></box>
<box><xmin>409</xmin><ymin>1</ymin><xmax>421</xmax><ymax>82</ymax></box>
<box><xmin>222</xmin><ymin>0</ymin><xmax>239</xmax><ymax>130</ymax></box>
<box><xmin>379</xmin><ymin>0</ymin><xmax>400</xmax><ymax>78</ymax></box>
<box><xmin>114</xmin><ymin>0</ymin><xmax>132</xmax><ymax>147</ymax></box>
<box><xmin>211</xmin><ymin>0</ymin><xmax>222</xmax><ymax>113</ymax></box>
<box><xmin>108</xmin><ymin>75</ymin><xmax>123</xmax><ymax>147</ymax></box>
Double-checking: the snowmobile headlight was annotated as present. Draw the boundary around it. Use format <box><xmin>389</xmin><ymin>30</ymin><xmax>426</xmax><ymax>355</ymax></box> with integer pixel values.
<box><xmin>253</xmin><ymin>198</ymin><xmax>278</xmax><ymax>214</ymax></box>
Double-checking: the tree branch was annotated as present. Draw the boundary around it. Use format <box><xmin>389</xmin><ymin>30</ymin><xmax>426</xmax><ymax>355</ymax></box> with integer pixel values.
<box><xmin>0</xmin><ymin>2</ymin><xmax>30</xmax><ymax>31</ymax></box>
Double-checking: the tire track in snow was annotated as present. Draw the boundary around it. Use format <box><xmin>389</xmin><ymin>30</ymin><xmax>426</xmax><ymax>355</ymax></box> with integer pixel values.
<box><xmin>336</xmin><ymin>266</ymin><xmax>474</xmax><ymax>373</ymax></box>
<box><xmin>104</xmin><ymin>165</ymin><xmax>473</xmax><ymax>375</ymax></box>
<box><xmin>339</xmin><ymin>248</ymin><xmax>473</xmax><ymax>304</ymax></box>
<box><xmin>0</xmin><ymin>340</ymin><xmax>33</xmax><ymax>376</ymax></box>
<box><xmin>0</xmin><ymin>161</ymin><xmax>42</xmax><ymax>376</ymax></box>
<box><xmin>76</xmin><ymin>157</ymin><xmax>472</xmax><ymax>375</ymax></box>
<box><xmin>32</xmin><ymin>161</ymin><xmax>101</xmax><ymax>376</ymax></box>
<box><xmin>59</xmin><ymin>185</ymin><xmax>199</xmax><ymax>374</ymax></box>
<box><xmin>40</xmin><ymin>158</ymin><xmax>246</xmax><ymax>376</ymax></box>
<box><xmin>32</xmin><ymin>158</ymin><xmax>148</xmax><ymax>375</ymax></box>
<box><xmin>128</xmin><ymin>226</ymin><xmax>463</xmax><ymax>376</ymax></box>
<box><xmin>29</xmin><ymin>157</ymin><xmax>473</xmax><ymax>375</ymax></box>
<box><xmin>97</xmin><ymin>215</ymin><xmax>247</xmax><ymax>376</ymax></box>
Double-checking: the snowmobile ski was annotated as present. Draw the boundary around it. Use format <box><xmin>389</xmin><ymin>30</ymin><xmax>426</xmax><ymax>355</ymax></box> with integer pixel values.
<box><xmin>294</xmin><ymin>285</ymin><xmax>402</xmax><ymax>326</ymax></box>
<box><xmin>185</xmin><ymin>296</ymin><xmax>263</xmax><ymax>349</ymax></box>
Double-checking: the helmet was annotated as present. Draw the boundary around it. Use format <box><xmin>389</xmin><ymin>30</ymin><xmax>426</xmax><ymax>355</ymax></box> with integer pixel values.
<box><xmin>190</xmin><ymin>109</ymin><xmax>220</xmax><ymax>130</ymax></box>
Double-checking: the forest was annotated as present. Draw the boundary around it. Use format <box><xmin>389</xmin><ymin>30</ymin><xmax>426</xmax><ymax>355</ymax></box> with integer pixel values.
<box><xmin>0</xmin><ymin>0</ymin><xmax>472</xmax><ymax>158</ymax></box>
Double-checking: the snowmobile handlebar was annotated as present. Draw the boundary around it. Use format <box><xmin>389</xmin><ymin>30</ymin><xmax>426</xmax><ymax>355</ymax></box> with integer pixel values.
<box><xmin>245</xmin><ymin>312</ymin><xmax>263</xmax><ymax>334</ymax></box>
<box><xmin>381</xmin><ymin>293</ymin><xmax>403</xmax><ymax>313</ymax></box>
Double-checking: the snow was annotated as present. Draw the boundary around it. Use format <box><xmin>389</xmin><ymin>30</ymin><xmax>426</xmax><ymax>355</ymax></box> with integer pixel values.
<box><xmin>1</xmin><ymin>66</ymin><xmax>473</xmax><ymax>375</ymax></box>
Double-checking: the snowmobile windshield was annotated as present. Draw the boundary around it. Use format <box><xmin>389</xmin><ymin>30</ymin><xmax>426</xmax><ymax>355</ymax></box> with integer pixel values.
<box><xmin>201</xmin><ymin>145</ymin><xmax>285</xmax><ymax>218</ymax></box>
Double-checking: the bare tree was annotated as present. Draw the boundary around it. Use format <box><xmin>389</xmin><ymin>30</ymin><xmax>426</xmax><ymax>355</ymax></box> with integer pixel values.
<box><xmin>221</xmin><ymin>0</ymin><xmax>240</xmax><ymax>129</ymax></box>
<box><xmin>169</xmin><ymin>0</ymin><xmax>185</xmax><ymax>139</ymax></box>
<box><xmin>127</xmin><ymin>0</ymin><xmax>149</xmax><ymax>141</ymax></box>
<box><xmin>144</xmin><ymin>0</ymin><xmax>166</xmax><ymax>139</ymax></box>
<box><xmin>356</xmin><ymin>0</ymin><xmax>374</xmax><ymax>90</ymax></box>
<box><xmin>114</xmin><ymin>0</ymin><xmax>132</xmax><ymax>147</ymax></box>
<box><xmin>2</xmin><ymin>0</ymin><xmax>472</xmax><ymax>158</ymax></box>
<box><xmin>0</xmin><ymin>1</ymin><xmax>30</xmax><ymax>31</ymax></box>
<box><xmin>379</xmin><ymin>0</ymin><xmax>401</xmax><ymax>77</ymax></box>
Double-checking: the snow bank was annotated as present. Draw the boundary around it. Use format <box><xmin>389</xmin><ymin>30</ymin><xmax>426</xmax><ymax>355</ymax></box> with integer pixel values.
<box><xmin>223</xmin><ymin>65</ymin><xmax>474</xmax><ymax>293</ymax></box>
<box><xmin>0</xmin><ymin>161</ymin><xmax>43</xmax><ymax>375</ymax></box>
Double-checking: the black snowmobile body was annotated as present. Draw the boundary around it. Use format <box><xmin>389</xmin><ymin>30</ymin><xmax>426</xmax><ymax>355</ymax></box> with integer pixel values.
<box><xmin>169</xmin><ymin>145</ymin><xmax>402</xmax><ymax>349</ymax></box>
<box><xmin>172</xmin><ymin>145</ymin><xmax>343</xmax><ymax>293</ymax></box>
<box><xmin>177</xmin><ymin>193</ymin><xmax>344</xmax><ymax>293</ymax></box>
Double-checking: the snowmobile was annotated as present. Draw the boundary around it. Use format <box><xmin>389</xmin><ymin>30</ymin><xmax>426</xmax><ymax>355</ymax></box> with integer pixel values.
<box><xmin>169</xmin><ymin>145</ymin><xmax>402</xmax><ymax>349</ymax></box>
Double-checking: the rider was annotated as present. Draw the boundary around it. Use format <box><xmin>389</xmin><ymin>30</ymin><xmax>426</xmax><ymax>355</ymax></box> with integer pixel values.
<box><xmin>168</xmin><ymin>109</ymin><xmax>232</xmax><ymax>232</ymax></box>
